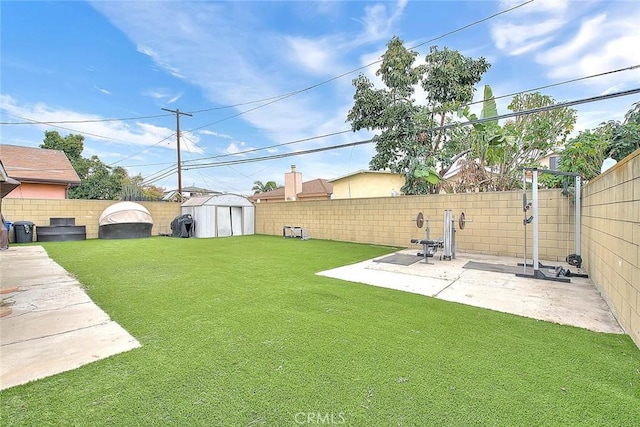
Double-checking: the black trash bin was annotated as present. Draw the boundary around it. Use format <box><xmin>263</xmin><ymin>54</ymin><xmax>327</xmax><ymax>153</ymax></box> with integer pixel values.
<box><xmin>13</xmin><ymin>221</ymin><xmax>35</xmax><ymax>243</ymax></box>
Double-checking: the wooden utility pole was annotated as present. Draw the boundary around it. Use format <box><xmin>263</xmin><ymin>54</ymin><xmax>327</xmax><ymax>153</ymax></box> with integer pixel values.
<box><xmin>162</xmin><ymin>108</ymin><xmax>192</xmax><ymax>201</ymax></box>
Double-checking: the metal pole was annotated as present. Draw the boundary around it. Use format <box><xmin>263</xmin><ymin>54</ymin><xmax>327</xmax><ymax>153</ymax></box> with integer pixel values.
<box><xmin>443</xmin><ymin>210</ymin><xmax>452</xmax><ymax>259</ymax></box>
<box><xmin>162</xmin><ymin>108</ymin><xmax>192</xmax><ymax>201</ymax></box>
<box><xmin>532</xmin><ymin>169</ymin><xmax>539</xmax><ymax>271</ymax></box>
<box><xmin>575</xmin><ymin>175</ymin><xmax>581</xmax><ymax>256</ymax></box>
<box><xmin>523</xmin><ymin>170</ymin><xmax>528</xmax><ymax>274</ymax></box>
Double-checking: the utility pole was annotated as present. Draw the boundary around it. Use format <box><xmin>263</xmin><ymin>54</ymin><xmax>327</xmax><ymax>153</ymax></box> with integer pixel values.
<box><xmin>162</xmin><ymin>108</ymin><xmax>192</xmax><ymax>201</ymax></box>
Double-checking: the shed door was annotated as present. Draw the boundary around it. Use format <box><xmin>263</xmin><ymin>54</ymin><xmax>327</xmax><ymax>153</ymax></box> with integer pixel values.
<box><xmin>231</xmin><ymin>207</ymin><xmax>243</xmax><ymax>236</ymax></box>
<box><xmin>216</xmin><ymin>207</ymin><xmax>232</xmax><ymax>237</ymax></box>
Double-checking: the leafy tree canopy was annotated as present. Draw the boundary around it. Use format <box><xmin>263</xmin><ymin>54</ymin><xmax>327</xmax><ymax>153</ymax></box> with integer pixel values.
<box><xmin>252</xmin><ymin>180</ymin><xmax>279</xmax><ymax>194</ymax></box>
<box><xmin>39</xmin><ymin>131</ymin><xmax>164</xmax><ymax>200</ymax></box>
<box><xmin>347</xmin><ymin>37</ymin><xmax>490</xmax><ymax>194</ymax></box>
<box><xmin>121</xmin><ymin>174</ymin><xmax>166</xmax><ymax>201</ymax></box>
<box><xmin>41</xmin><ymin>130</ymin><xmax>84</xmax><ymax>162</ymax></box>
<box><xmin>553</xmin><ymin>101</ymin><xmax>640</xmax><ymax>182</ymax></box>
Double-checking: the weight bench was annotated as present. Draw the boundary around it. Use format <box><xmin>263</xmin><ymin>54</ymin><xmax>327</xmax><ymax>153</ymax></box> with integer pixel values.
<box><xmin>410</xmin><ymin>238</ymin><xmax>443</xmax><ymax>262</ymax></box>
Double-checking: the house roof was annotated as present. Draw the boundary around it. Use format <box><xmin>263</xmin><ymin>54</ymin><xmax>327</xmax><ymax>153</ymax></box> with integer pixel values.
<box><xmin>249</xmin><ymin>178</ymin><xmax>333</xmax><ymax>201</ymax></box>
<box><xmin>1</xmin><ymin>159</ymin><xmax>20</xmax><ymax>198</ymax></box>
<box><xmin>329</xmin><ymin>169</ymin><xmax>403</xmax><ymax>182</ymax></box>
<box><xmin>181</xmin><ymin>185</ymin><xmax>219</xmax><ymax>194</ymax></box>
<box><xmin>182</xmin><ymin>193</ymin><xmax>254</xmax><ymax>207</ymax></box>
<box><xmin>0</xmin><ymin>144</ymin><xmax>81</xmax><ymax>185</ymax></box>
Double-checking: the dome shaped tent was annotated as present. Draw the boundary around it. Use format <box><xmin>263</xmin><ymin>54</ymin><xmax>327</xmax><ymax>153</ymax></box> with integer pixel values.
<box><xmin>98</xmin><ymin>202</ymin><xmax>153</xmax><ymax>239</ymax></box>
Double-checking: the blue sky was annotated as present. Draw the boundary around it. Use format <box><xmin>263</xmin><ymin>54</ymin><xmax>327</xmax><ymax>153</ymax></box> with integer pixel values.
<box><xmin>1</xmin><ymin>0</ymin><xmax>639</xmax><ymax>195</ymax></box>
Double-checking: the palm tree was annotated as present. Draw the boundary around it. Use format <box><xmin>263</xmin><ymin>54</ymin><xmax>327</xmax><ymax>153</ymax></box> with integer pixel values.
<box><xmin>252</xmin><ymin>180</ymin><xmax>278</xmax><ymax>194</ymax></box>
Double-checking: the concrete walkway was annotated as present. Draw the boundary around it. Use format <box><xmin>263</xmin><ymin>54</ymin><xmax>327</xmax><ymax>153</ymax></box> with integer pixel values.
<box><xmin>0</xmin><ymin>246</ymin><xmax>140</xmax><ymax>390</ymax></box>
<box><xmin>317</xmin><ymin>249</ymin><xmax>623</xmax><ymax>334</ymax></box>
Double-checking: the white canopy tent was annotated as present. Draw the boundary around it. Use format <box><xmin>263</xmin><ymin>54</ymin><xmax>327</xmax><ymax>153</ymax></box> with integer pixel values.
<box><xmin>181</xmin><ymin>194</ymin><xmax>254</xmax><ymax>238</ymax></box>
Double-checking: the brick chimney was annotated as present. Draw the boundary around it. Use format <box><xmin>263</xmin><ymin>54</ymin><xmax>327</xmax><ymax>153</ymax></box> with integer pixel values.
<box><xmin>284</xmin><ymin>165</ymin><xmax>302</xmax><ymax>201</ymax></box>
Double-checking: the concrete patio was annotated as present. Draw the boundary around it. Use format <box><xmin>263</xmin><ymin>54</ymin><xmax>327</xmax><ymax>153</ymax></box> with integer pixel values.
<box><xmin>317</xmin><ymin>249</ymin><xmax>623</xmax><ymax>334</ymax></box>
<box><xmin>0</xmin><ymin>246</ymin><xmax>140</xmax><ymax>390</ymax></box>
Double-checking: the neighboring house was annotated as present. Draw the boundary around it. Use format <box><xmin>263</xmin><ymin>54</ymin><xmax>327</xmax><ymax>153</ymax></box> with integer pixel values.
<box><xmin>539</xmin><ymin>152</ymin><xmax>562</xmax><ymax>170</ymax></box>
<box><xmin>329</xmin><ymin>170</ymin><xmax>405</xmax><ymax>199</ymax></box>
<box><xmin>162</xmin><ymin>186</ymin><xmax>221</xmax><ymax>201</ymax></box>
<box><xmin>249</xmin><ymin>165</ymin><xmax>332</xmax><ymax>203</ymax></box>
<box><xmin>0</xmin><ymin>144</ymin><xmax>80</xmax><ymax>199</ymax></box>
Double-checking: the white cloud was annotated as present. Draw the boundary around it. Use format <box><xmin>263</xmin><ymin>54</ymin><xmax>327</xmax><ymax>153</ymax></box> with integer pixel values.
<box><xmin>136</xmin><ymin>45</ymin><xmax>155</xmax><ymax>56</ymax></box>
<box><xmin>352</xmin><ymin>0</ymin><xmax>408</xmax><ymax>43</ymax></box>
<box><xmin>166</xmin><ymin>92</ymin><xmax>183</xmax><ymax>104</ymax></box>
<box><xmin>0</xmin><ymin>95</ymin><xmax>203</xmax><ymax>154</ymax></box>
<box><xmin>535</xmin><ymin>10</ymin><xmax>640</xmax><ymax>90</ymax></box>
<box><xmin>499</xmin><ymin>0</ymin><xmax>568</xmax><ymax>15</ymax></box>
<box><xmin>200</xmin><ymin>130</ymin><xmax>233</xmax><ymax>139</ymax></box>
<box><xmin>535</xmin><ymin>13</ymin><xmax>606</xmax><ymax>68</ymax></box>
<box><xmin>143</xmin><ymin>90</ymin><xmax>165</xmax><ymax>100</ymax></box>
<box><xmin>143</xmin><ymin>88</ymin><xmax>183</xmax><ymax>104</ymax></box>
<box><xmin>224</xmin><ymin>142</ymin><xmax>246</xmax><ymax>155</ymax></box>
<box><xmin>490</xmin><ymin>1</ymin><xmax>640</xmax><ymax>93</ymax></box>
<box><xmin>94</xmin><ymin>86</ymin><xmax>110</xmax><ymax>95</ymax></box>
<box><xmin>491</xmin><ymin>19</ymin><xmax>565</xmax><ymax>55</ymax></box>
<box><xmin>87</xmin><ymin>0</ymin><xmax>412</xmax><ymax>172</ymax></box>
<box><xmin>286</xmin><ymin>36</ymin><xmax>340</xmax><ymax>75</ymax></box>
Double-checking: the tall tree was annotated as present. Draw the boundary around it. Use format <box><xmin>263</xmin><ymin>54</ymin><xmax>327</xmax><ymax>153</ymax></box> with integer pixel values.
<box><xmin>558</xmin><ymin>129</ymin><xmax>609</xmax><ymax>180</ymax></box>
<box><xmin>421</xmin><ymin>46</ymin><xmax>490</xmax><ymax>153</ymax></box>
<box><xmin>40</xmin><ymin>131</ymin><xmax>129</xmax><ymax>200</ymax></box>
<box><xmin>556</xmin><ymin>102</ymin><xmax>640</xmax><ymax>181</ymax></box>
<box><xmin>347</xmin><ymin>37</ymin><xmax>490</xmax><ymax>194</ymax></box>
<box><xmin>120</xmin><ymin>174</ymin><xmax>165</xmax><ymax>201</ymax></box>
<box><xmin>496</xmin><ymin>93</ymin><xmax>577</xmax><ymax>190</ymax></box>
<box><xmin>603</xmin><ymin>101</ymin><xmax>640</xmax><ymax>161</ymax></box>
<box><xmin>448</xmin><ymin>85</ymin><xmax>504</xmax><ymax>192</ymax></box>
<box><xmin>40</xmin><ymin>131</ymin><xmax>85</xmax><ymax>165</ymax></box>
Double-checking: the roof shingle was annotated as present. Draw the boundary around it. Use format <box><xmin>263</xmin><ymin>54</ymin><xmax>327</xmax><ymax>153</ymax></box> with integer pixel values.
<box><xmin>0</xmin><ymin>144</ymin><xmax>81</xmax><ymax>185</ymax></box>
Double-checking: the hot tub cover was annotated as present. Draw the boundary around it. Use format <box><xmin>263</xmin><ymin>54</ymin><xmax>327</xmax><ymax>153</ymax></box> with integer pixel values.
<box><xmin>99</xmin><ymin>202</ymin><xmax>153</xmax><ymax>226</ymax></box>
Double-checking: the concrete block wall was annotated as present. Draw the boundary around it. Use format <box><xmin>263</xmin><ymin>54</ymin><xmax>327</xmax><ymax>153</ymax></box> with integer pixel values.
<box><xmin>582</xmin><ymin>148</ymin><xmax>640</xmax><ymax>347</ymax></box>
<box><xmin>255</xmin><ymin>189</ymin><xmax>575</xmax><ymax>261</ymax></box>
<box><xmin>2</xmin><ymin>199</ymin><xmax>181</xmax><ymax>241</ymax></box>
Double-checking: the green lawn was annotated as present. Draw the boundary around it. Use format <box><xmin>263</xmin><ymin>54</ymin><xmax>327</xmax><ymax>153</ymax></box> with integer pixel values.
<box><xmin>1</xmin><ymin>236</ymin><xmax>639</xmax><ymax>426</ymax></box>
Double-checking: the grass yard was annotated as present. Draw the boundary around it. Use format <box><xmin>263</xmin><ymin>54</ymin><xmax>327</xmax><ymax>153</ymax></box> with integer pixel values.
<box><xmin>1</xmin><ymin>235</ymin><xmax>639</xmax><ymax>426</ymax></box>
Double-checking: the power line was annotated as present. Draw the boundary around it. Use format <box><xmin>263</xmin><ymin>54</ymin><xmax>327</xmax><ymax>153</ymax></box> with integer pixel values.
<box><xmin>0</xmin><ymin>113</ymin><xmax>171</xmax><ymax>126</ymax></box>
<box><xmin>135</xmin><ymin>64</ymin><xmax>639</xmax><ymax>185</ymax></box>
<box><xmin>0</xmin><ymin>2</ymin><xmax>534</xmax><ymax>132</ymax></box>
<box><xmin>0</xmin><ymin>0</ymin><xmax>536</xmax><ymax>154</ymax></box>
<box><xmin>442</xmin><ymin>87</ymin><xmax>640</xmax><ymax>130</ymax></box>
<box><xmin>1</xmin><ymin>112</ymin><xmax>179</xmax><ymax>167</ymax></box>
<box><xmin>1</xmin><ymin>114</ymin><xmax>136</xmax><ymax>143</ymax></box>
<box><xmin>181</xmin><ymin>130</ymin><xmax>352</xmax><ymax>164</ymax></box>
<box><xmin>161</xmin><ymin>108</ymin><xmax>192</xmax><ymax>199</ymax></box>
<box><xmin>466</xmin><ymin>64</ymin><xmax>640</xmax><ymax>107</ymax></box>
<box><xmin>186</xmin><ymin>0</ymin><xmax>535</xmax><ymax>117</ymax></box>
<box><xmin>106</xmin><ymin>132</ymin><xmax>176</xmax><ymax>167</ymax></box>
<box><xmin>179</xmin><ymin>88</ymin><xmax>640</xmax><ymax>171</ymax></box>
<box><xmin>177</xmin><ymin>66</ymin><xmax>640</xmax><ymax>165</ymax></box>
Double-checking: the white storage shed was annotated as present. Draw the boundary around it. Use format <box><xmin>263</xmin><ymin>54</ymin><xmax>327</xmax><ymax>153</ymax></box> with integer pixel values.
<box><xmin>181</xmin><ymin>194</ymin><xmax>255</xmax><ymax>238</ymax></box>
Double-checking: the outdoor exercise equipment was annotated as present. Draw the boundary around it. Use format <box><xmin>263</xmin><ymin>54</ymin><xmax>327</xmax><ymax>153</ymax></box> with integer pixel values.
<box><xmin>411</xmin><ymin>210</ymin><xmax>470</xmax><ymax>263</ymax></box>
<box><xmin>516</xmin><ymin>168</ymin><xmax>587</xmax><ymax>282</ymax></box>
<box><xmin>554</xmin><ymin>265</ymin><xmax>589</xmax><ymax>279</ymax></box>
<box><xmin>411</xmin><ymin>216</ymin><xmax>440</xmax><ymax>264</ymax></box>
